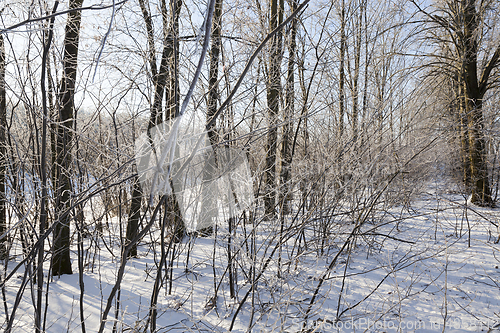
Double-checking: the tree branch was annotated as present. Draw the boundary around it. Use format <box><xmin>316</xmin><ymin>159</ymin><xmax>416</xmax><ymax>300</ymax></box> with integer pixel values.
<box><xmin>0</xmin><ymin>1</ymin><xmax>127</xmax><ymax>34</ymax></box>
<box><xmin>479</xmin><ymin>43</ymin><xmax>500</xmax><ymax>95</ymax></box>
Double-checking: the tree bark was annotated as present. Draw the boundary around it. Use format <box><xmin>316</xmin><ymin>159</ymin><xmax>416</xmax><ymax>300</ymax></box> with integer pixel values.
<box><xmin>52</xmin><ymin>0</ymin><xmax>84</xmax><ymax>276</ymax></box>
<box><xmin>415</xmin><ymin>0</ymin><xmax>499</xmax><ymax>206</ymax></box>
<box><xmin>264</xmin><ymin>0</ymin><xmax>284</xmax><ymax>218</ymax></box>
<box><xmin>0</xmin><ymin>34</ymin><xmax>7</xmax><ymax>260</ymax></box>
<box><xmin>461</xmin><ymin>0</ymin><xmax>492</xmax><ymax>206</ymax></box>
<box><xmin>458</xmin><ymin>78</ymin><xmax>471</xmax><ymax>189</ymax></box>
<box><xmin>199</xmin><ymin>0</ymin><xmax>223</xmax><ymax>235</ymax></box>
<box><xmin>129</xmin><ymin>0</ymin><xmax>185</xmax><ymax>250</ymax></box>
<box><xmin>165</xmin><ymin>0</ymin><xmax>185</xmax><ymax>242</ymax></box>
<box><xmin>126</xmin><ymin>175</ymin><xmax>141</xmax><ymax>258</ymax></box>
<box><xmin>351</xmin><ymin>0</ymin><xmax>365</xmax><ymax>148</ymax></box>
<box><xmin>279</xmin><ymin>0</ymin><xmax>297</xmax><ymax>216</ymax></box>
<box><xmin>338</xmin><ymin>0</ymin><xmax>346</xmax><ymax>144</ymax></box>
<box><xmin>165</xmin><ymin>0</ymin><xmax>183</xmax><ymax>121</ymax></box>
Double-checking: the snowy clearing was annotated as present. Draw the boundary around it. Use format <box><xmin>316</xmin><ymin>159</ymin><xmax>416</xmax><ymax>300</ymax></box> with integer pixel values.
<box><xmin>2</xmin><ymin>181</ymin><xmax>500</xmax><ymax>332</ymax></box>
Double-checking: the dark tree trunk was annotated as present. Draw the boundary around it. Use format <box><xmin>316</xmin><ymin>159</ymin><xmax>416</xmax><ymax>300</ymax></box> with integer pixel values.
<box><xmin>199</xmin><ymin>0</ymin><xmax>223</xmax><ymax>236</ymax></box>
<box><xmin>165</xmin><ymin>0</ymin><xmax>186</xmax><ymax>242</ymax></box>
<box><xmin>131</xmin><ymin>0</ymin><xmax>185</xmax><ymax>248</ymax></box>
<box><xmin>52</xmin><ymin>0</ymin><xmax>84</xmax><ymax>276</ymax></box>
<box><xmin>420</xmin><ymin>0</ymin><xmax>500</xmax><ymax>206</ymax></box>
<box><xmin>461</xmin><ymin>0</ymin><xmax>493</xmax><ymax>206</ymax></box>
<box><xmin>264</xmin><ymin>0</ymin><xmax>284</xmax><ymax>218</ymax></box>
<box><xmin>165</xmin><ymin>0</ymin><xmax>183</xmax><ymax>121</ymax></box>
<box><xmin>126</xmin><ymin>176</ymin><xmax>141</xmax><ymax>258</ymax></box>
<box><xmin>125</xmin><ymin>0</ymin><xmax>153</xmax><ymax>256</ymax></box>
<box><xmin>338</xmin><ymin>0</ymin><xmax>346</xmax><ymax>144</ymax></box>
<box><xmin>0</xmin><ymin>35</ymin><xmax>7</xmax><ymax>260</ymax></box>
<box><xmin>37</xmin><ymin>4</ymin><xmax>59</xmax><ymax>329</ymax></box>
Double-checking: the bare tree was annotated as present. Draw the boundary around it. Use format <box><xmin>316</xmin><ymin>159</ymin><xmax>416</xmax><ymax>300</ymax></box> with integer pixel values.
<box><xmin>0</xmin><ymin>34</ymin><xmax>7</xmax><ymax>260</ymax></box>
<box><xmin>279</xmin><ymin>0</ymin><xmax>298</xmax><ymax>216</ymax></box>
<box><xmin>264</xmin><ymin>0</ymin><xmax>284</xmax><ymax>218</ymax></box>
<box><xmin>52</xmin><ymin>0</ymin><xmax>85</xmax><ymax>276</ymax></box>
<box><xmin>414</xmin><ymin>0</ymin><xmax>500</xmax><ymax>206</ymax></box>
<box><xmin>338</xmin><ymin>0</ymin><xmax>346</xmax><ymax>146</ymax></box>
<box><xmin>199</xmin><ymin>0</ymin><xmax>223</xmax><ymax>236</ymax></box>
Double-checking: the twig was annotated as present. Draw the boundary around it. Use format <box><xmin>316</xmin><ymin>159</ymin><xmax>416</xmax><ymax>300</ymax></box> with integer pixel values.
<box><xmin>0</xmin><ymin>1</ymin><xmax>128</xmax><ymax>34</ymax></box>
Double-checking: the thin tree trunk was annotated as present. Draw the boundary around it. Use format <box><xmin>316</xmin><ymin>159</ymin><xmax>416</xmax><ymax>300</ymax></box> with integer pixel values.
<box><xmin>0</xmin><ymin>34</ymin><xmax>7</xmax><ymax>260</ymax></box>
<box><xmin>36</xmin><ymin>3</ymin><xmax>59</xmax><ymax>330</ymax></box>
<box><xmin>165</xmin><ymin>0</ymin><xmax>186</xmax><ymax>242</ymax></box>
<box><xmin>338</xmin><ymin>0</ymin><xmax>346</xmax><ymax>145</ymax></box>
<box><xmin>279</xmin><ymin>0</ymin><xmax>297</xmax><ymax>216</ymax></box>
<box><xmin>126</xmin><ymin>175</ymin><xmax>141</xmax><ymax>258</ymax></box>
<box><xmin>264</xmin><ymin>0</ymin><xmax>284</xmax><ymax>218</ymax></box>
<box><xmin>351</xmin><ymin>0</ymin><xmax>365</xmax><ymax>148</ymax></box>
<box><xmin>165</xmin><ymin>0</ymin><xmax>183</xmax><ymax>121</ymax></box>
<box><xmin>199</xmin><ymin>0</ymin><xmax>223</xmax><ymax>236</ymax></box>
<box><xmin>360</xmin><ymin>3</ymin><xmax>370</xmax><ymax>156</ymax></box>
<box><xmin>458</xmin><ymin>79</ymin><xmax>471</xmax><ymax>189</ymax></box>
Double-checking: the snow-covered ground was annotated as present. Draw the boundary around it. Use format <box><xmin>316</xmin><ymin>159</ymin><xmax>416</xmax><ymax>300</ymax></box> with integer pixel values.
<box><xmin>2</xmin><ymin>182</ymin><xmax>500</xmax><ymax>332</ymax></box>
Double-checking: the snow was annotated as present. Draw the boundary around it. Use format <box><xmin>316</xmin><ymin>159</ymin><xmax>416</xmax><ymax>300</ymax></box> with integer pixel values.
<box><xmin>2</xmin><ymin>182</ymin><xmax>500</xmax><ymax>332</ymax></box>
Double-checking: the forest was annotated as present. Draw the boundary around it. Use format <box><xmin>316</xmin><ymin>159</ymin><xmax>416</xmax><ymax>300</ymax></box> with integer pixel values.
<box><xmin>1</xmin><ymin>0</ymin><xmax>500</xmax><ymax>331</ymax></box>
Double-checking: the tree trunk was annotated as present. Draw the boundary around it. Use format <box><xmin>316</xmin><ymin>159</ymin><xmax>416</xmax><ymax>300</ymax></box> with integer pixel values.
<box><xmin>467</xmin><ymin>99</ymin><xmax>491</xmax><ymax>205</ymax></box>
<box><xmin>458</xmin><ymin>79</ymin><xmax>471</xmax><ymax>189</ymax></box>
<box><xmin>461</xmin><ymin>0</ymin><xmax>492</xmax><ymax>206</ymax></box>
<box><xmin>419</xmin><ymin>0</ymin><xmax>500</xmax><ymax>206</ymax></box>
<box><xmin>199</xmin><ymin>0</ymin><xmax>223</xmax><ymax>235</ymax></box>
<box><xmin>165</xmin><ymin>0</ymin><xmax>183</xmax><ymax>121</ymax></box>
<box><xmin>37</xmin><ymin>5</ymin><xmax>59</xmax><ymax>329</ymax></box>
<box><xmin>52</xmin><ymin>0</ymin><xmax>84</xmax><ymax>276</ymax></box>
<box><xmin>338</xmin><ymin>0</ymin><xmax>346</xmax><ymax>145</ymax></box>
<box><xmin>126</xmin><ymin>176</ymin><xmax>141</xmax><ymax>258</ymax></box>
<box><xmin>125</xmin><ymin>0</ymin><xmax>153</xmax><ymax>256</ymax></box>
<box><xmin>351</xmin><ymin>0</ymin><xmax>365</xmax><ymax>148</ymax></box>
<box><xmin>0</xmin><ymin>35</ymin><xmax>7</xmax><ymax>259</ymax></box>
<box><xmin>165</xmin><ymin>0</ymin><xmax>185</xmax><ymax>242</ymax></box>
<box><xmin>131</xmin><ymin>0</ymin><xmax>185</xmax><ymax>247</ymax></box>
<box><xmin>264</xmin><ymin>0</ymin><xmax>284</xmax><ymax>218</ymax></box>
<box><xmin>279</xmin><ymin>0</ymin><xmax>297</xmax><ymax>216</ymax></box>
